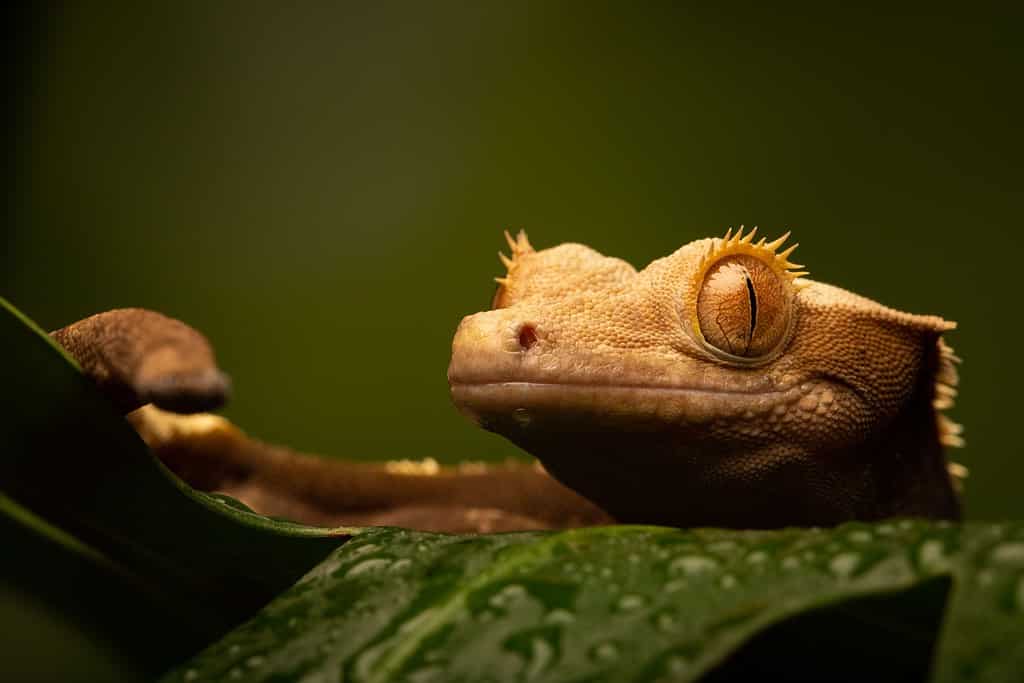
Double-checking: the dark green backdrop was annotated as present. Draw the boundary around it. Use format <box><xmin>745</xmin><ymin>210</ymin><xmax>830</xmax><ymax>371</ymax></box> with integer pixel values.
<box><xmin>5</xmin><ymin>4</ymin><xmax>1021</xmax><ymax>519</ymax></box>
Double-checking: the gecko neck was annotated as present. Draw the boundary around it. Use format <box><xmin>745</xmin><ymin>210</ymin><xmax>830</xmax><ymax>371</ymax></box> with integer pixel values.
<box><xmin>851</xmin><ymin>356</ymin><xmax>960</xmax><ymax>522</ymax></box>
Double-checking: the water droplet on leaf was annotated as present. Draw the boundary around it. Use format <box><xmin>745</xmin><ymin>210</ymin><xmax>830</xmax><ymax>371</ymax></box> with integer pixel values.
<box><xmin>617</xmin><ymin>594</ymin><xmax>647</xmax><ymax>611</ymax></box>
<box><xmin>746</xmin><ymin>550</ymin><xmax>768</xmax><ymax>564</ymax></box>
<box><xmin>390</xmin><ymin>558</ymin><xmax>413</xmax><ymax>572</ymax></box>
<box><xmin>489</xmin><ymin>584</ymin><xmax>528</xmax><ymax>608</ymax></box>
<box><xmin>591</xmin><ymin>642</ymin><xmax>619</xmax><ymax>662</ymax></box>
<box><xmin>665</xmin><ymin>655</ymin><xmax>689</xmax><ymax>675</ymax></box>
<box><xmin>524</xmin><ymin>637</ymin><xmax>554</xmax><ymax>679</ymax></box>
<box><xmin>544</xmin><ymin>608</ymin><xmax>575</xmax><ymax>625</ymax></box>
<box><xmin>829</xmin><ymin>552</ymin><xmax>860</xmax><ymax>579</ymax></box>
<box><xmin>917</xmin><ymin>539</ymin><xmax>947</xmax><ymax>571</ymax></box>
<box><xmin>990</xmin><ymin>543</ymin><xmax>1024</xmax><ymax>566</ymax></box>
<box><xmin>669</xmin><ymin>555</ymin><xmax>719</xmax><ymax>575</ymax></box>
<box><xmin>654</xmin><ymin>611</ymin><xmax>677</xmax><ymax>632</ymax></box>
<box><xmin>345</xmin><ymin>558</ymin><xmax>393</xmax><ymax>577</ymax></box>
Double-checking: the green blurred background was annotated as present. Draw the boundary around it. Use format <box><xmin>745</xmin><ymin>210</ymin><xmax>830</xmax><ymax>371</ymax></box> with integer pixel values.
<box><xmin>4</xmin><ymin>3</ymin><xmax>1021</xmax><ymax>520</ymax></box>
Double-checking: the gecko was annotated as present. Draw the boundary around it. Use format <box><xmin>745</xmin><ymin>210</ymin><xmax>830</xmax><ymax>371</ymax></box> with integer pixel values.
<box><xmin>448</xmin><ymin>228</ymin><xmax>963</xmax><ymax>528</ymax></box>
<box><xmin>48</xmin><ymin>228</ymin><xmax>963</xmax><ymax>531</ymax></box>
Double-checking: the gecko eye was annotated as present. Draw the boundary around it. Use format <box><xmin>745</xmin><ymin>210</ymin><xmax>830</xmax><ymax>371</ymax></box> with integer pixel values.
<box><xmin>696</xmin><ymin>255</ymin><xmax>790</xmax><ymax>358</ymax></box>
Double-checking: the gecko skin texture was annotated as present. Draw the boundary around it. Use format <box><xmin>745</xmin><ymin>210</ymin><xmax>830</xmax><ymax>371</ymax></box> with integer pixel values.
<box><xmin>448</xmin><ymin>229</ymin><xmax>963</xmax><ymax>529</ymax></box>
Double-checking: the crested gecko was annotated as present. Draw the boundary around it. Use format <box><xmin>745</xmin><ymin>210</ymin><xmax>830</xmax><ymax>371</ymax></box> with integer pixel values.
<box><xmin>448</xmin><ymin>228</ymin><xmax>963</xmax><ymax>527</ymax></box>
<box><xmin>49</xmin><ymin>229</ymin><xmax>963</xmax><ymax>531</ymax></box>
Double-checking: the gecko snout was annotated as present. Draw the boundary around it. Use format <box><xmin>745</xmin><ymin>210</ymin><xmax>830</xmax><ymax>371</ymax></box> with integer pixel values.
<box><xmin>447</xmin><ymin>310</ymin><xmax>543</xmax><ymax>391</ymax></box>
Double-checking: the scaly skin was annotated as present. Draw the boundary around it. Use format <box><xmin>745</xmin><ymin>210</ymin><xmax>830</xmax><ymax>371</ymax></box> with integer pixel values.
<box><xmin>51</xmin><ymin>308</ymin><xmax>231</xmax><ymax>414</ymax></box>
<box><xmin>448</xmin><ymin>229</ymin><xmax>963</xmax><ymax>528</ymax></box>
<box><xmin>48</xmin><ymin>229</ymin><xmax>963</xmax><ymax>531</ymax></box>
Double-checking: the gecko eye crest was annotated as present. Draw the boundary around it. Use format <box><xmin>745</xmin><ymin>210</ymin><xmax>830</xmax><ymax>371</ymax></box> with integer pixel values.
<box><xmin>692</xmin><ymin>227</ymin><xmax>803</xmax><ymax>361</ymax></box>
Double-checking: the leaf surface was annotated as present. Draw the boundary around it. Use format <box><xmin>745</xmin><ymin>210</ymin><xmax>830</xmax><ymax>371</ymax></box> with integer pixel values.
<box><xmin>169</xmin><ymin>520</ymin><xmax>1024</xmax><ymax>683</ymax></box>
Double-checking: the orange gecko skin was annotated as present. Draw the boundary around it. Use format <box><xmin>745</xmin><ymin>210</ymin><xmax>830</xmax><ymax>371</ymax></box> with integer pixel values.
<box><xmin>449</xmin><ymin>229</ymin><xmax>962</xmax><ymax>528</ymax></box>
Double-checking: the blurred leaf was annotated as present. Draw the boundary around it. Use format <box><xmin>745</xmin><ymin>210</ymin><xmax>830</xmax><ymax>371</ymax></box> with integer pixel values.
<box><xmin>0</xmin><ymin>298</ymin><xmax>358</xmax><ymax>673</ymax></box>
<box><xmin>165</xmin><ymin>520</ymin><xmax>1024</xmax><ymax>683</ymax></box>
<box><xmin>0</xmin><ymin>492</ymin><xmax>186</xmax><ymax>682</ymax></box>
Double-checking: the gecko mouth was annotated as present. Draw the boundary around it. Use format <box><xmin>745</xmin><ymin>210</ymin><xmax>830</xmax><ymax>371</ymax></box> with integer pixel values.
<box><xmin>449</xmin><ymin>379</ymin><xmax>796</xmax><ymax>430</ymax></box>
<box><xmin>451</xmin><ymin>379</ymin><xmax>779</xmax><ymax>397</ymax></box>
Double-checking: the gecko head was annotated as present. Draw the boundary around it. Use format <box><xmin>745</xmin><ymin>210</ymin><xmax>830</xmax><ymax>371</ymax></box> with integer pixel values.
<box><xmin>447</xmin><ymin>229</ymin><xmax>959</xmax><ymax>527</ymax></box>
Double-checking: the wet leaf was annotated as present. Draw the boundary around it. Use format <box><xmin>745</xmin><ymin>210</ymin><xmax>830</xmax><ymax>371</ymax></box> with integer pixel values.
<box><xmin>168</xmin><ymin>520</ymin><xmax>1024</xmax><ymax>682</ymax></box>
<box><xmin>931</xmin><ymin>523</ymin><xmax>1024</xmax><ymax>682</ymax></box>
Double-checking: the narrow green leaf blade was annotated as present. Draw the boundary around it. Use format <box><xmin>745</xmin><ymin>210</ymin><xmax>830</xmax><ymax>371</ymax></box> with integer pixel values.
<box><xmin>0</xmin><ymin>297</ymin><xmax>356</xmax><ymax>619</ymax></box>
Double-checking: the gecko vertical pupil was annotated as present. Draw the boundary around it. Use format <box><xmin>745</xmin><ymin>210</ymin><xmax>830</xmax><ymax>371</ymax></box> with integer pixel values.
<box><xmin>744</xmin><ymin>274</ymin><xmax>757</xmax><ymax>346</ymax></box>
<box><xmin>696</xmin><ymin>255</ymin><xmax>789</xmax><ymax>358</ymax></box>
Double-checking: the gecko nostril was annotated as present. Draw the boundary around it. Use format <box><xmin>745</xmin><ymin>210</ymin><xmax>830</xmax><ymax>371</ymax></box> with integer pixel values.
<box><xmin>517</xmin><ymin>324</ymin><xmax>538</xmax><ymax>350</ymax></box>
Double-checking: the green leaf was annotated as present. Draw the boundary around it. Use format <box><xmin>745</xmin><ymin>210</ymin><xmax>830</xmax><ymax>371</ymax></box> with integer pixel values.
<box><xmin>931</xmin><ymin>523</ymin><xmax>1024</xmax><ymax>682</ymax></box>
<box><xmin>167</xmin><ymin>520</ymin><xmax>1024</xmax><ymax>683</ymax></box>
